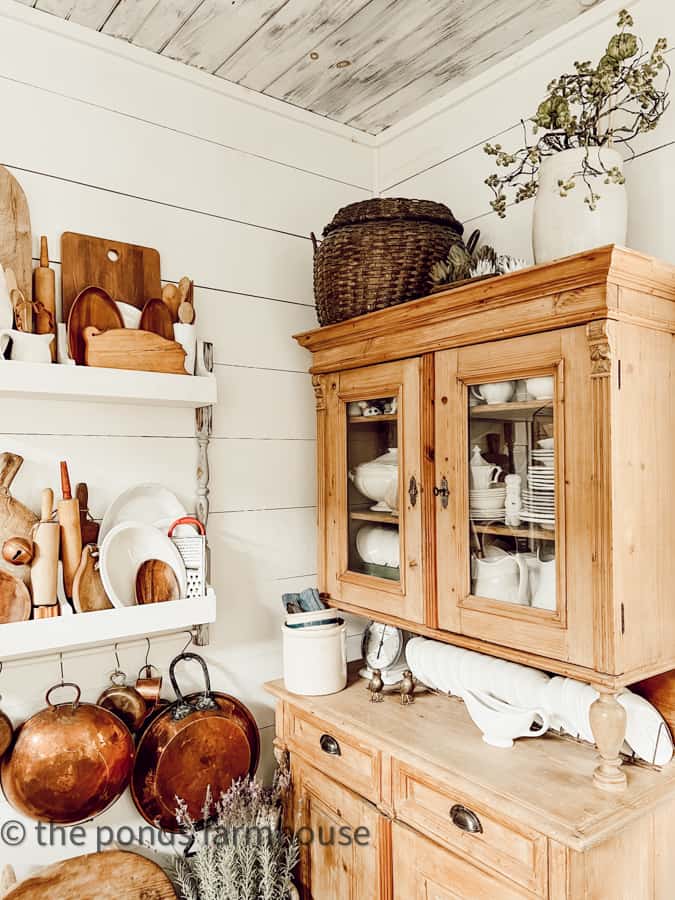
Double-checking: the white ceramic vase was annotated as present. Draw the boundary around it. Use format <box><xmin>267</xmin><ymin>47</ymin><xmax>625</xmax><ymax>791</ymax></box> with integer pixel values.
<box><xmin>532</xmin><ymin>147</ymin><xmax>627</xmax><ymax>263</ymax></box>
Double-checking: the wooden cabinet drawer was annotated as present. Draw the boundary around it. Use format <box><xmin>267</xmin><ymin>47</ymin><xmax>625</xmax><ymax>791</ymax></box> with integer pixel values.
<box><xmin>285</xmin><ymin>705</ymin><xmax>381</xmax><ymax>805</ymax></box>
<box><xmin>393</xmin><ymin>760</ymin><xmax>547</xmax><ymax>896</ymax></box>
<box><xmin>393</xmin><ymin>821</ymin><xmax>535</xmax><ymax>900</ymax></box>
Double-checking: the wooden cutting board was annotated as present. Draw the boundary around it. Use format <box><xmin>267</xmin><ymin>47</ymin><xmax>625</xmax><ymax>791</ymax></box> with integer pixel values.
<box><xmin>3</xmin><ymin>850</ymin><xmax>176</xmax><ymax>899</ymax></box>
<box><xmin>0</xmin><ymin>167</ymin><xmax>32</xmax><ymax>302</ymax></box>
<box><xmin>67</xmin><ymin>286</ymin><xmax>124</xmax><ymax>365</ymax></box>
<box><xmin>83</xmin><ymin>327</ymin><xmax>187</xmax><ymax>375</ymax></box>
<box><xmin>0</xmin><ymin>453</ymin><xmax>38</xmax><ymax>586</ymax></box>
<box><xmin>61</xmin><ymin>232</ymin><xmax>161</xmax><ymax>321</ymax></box>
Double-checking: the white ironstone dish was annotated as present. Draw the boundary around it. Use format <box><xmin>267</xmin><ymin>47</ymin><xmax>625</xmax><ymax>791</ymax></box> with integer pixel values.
<box><xmin>100</xmin><ymin>484</ymin><xmax>188</xmax><ymax>543</ymax></box>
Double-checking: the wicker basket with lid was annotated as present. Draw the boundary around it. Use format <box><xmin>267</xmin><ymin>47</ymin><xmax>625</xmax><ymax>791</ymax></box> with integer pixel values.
<box><xmin>312</xmin><ymin>197</ymin><xmax>464</xmax><ymax>326</ymax></box>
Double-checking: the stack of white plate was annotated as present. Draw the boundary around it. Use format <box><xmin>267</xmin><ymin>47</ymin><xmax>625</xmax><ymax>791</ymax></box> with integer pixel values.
<box><xmin>531</xmin><ymin>448</ymin><xmax>554</xmax><ymax>468</ymax></box>
<box><xmin>469</xmin><ymin>485</ymin><xmax>506</xmax><ymax>521</ymax></box>
<box><xmin>521</xmin><ymin>468</ymin><xmax>555</xmax><ymax>529</ymax></box>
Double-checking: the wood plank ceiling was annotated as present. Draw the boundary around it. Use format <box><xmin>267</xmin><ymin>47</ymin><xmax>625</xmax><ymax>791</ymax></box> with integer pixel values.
<box><xmin>15</xmin><ymin>0</ymin><xmax>604</xmax><ymax>134</ymax></box>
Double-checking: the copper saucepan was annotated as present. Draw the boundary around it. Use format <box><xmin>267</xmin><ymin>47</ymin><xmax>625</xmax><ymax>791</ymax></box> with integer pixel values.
<box><xmin>131</xmin><ymin>652</ymin><xmax>259</xmax><ymax>832</ymax></box>
<box><xmin>1</xmin><ymin>681</ymin><xmax>134</xmax><ymax>824</ymax></box>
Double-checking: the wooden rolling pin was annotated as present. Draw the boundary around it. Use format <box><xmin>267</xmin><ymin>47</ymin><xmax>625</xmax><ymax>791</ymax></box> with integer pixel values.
<box><xmin>33</xmin><ymin>237</ymin><xmax>56</xmax><ymax>359</ymax></box>
<box><xmin>58</xmin><ymin>462</ymin><xmax>82</xmax><ymax>599</ymax></box>
<box><xmin>30</xmin><ymin>488</ymin><xmax>60</xmax><ymax>609</ymax></box>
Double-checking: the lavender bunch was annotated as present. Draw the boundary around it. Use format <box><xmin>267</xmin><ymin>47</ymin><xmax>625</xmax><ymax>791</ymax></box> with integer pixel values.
<box><xmin>174</xmin><ymin>766</ymin><xmax>298</xmax><ymax>900</ymax></box>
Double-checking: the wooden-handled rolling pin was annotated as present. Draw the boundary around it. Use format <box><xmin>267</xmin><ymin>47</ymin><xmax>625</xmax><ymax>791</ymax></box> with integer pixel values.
<box><xmin>30</xmin><ymin>488</ymin><xmax>60</xmax><ymax>611</ymax></box>
<box><xmin>33</xmin><ymin>236</ymin><xmax>56</xmax><ymax>360</ymax></box>
<box><xmin>58</xmin><ymin>462</ymin><xmax>82</xmax><ymax>599</ymax></box>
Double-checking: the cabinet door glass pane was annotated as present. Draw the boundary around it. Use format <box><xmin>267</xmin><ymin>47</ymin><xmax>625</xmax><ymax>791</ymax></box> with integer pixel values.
<box><xmin>468</xmin><ymin>378</ymin><xmax>556</xmax><ymax>611</ymax></box>
<box><xmin>346</xmin><ymin>397</ymin><xmax>400</xmax><ymax>583</ymax></box>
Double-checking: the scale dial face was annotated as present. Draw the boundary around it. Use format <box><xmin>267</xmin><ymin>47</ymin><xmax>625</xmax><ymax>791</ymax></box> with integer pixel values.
<box><xmin>362</xmin><ymin>622</ymin><xmax>404</xmax><ymax>671</ymax></box>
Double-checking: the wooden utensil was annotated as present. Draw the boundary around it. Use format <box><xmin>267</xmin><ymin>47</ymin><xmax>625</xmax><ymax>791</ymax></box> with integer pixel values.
<box><xmin>30</xmin><ymin>489</ymin><xmax>60</xmax><ymax>609</ymax></box>
<box><xmin>61</xmin><ymin>232</ymin><xmax>161</xmax><ymax>321</ymax></box>
<box><xmin>72</xmin><ymin>545</ymin><xmax>112</xmax><ymax>613</ymax></box>
<box><xmin>75</xmin><ymin>483</ymin><xmax>99</xmax><ymax>546</ymax></box>
<box><xmin>0</xmin><ymin>571</ymin><xmax>30</xmax><ymax>624</ymax></box>
<box><xmin>3</xmin><ymin>851</ymin><xmax>176</xmax><ymax>900</ymax></box>
<box><xmin>139</xmin><ymin>297</ymin><xmax>174</xmax><ymax>341</ymax></box>
<box><xmin>33</xmin><ymin>236</ymin><xmax>56</xmax><ymax>359</ymax></box>
<box><xmin>57</xmin><ymin>462</ymin><xmax>82</xmax><ymax>600</ymax></box>
<box><xmin>4</xmin><ymin>269</ymin><xmax>32</xmax><ymax>333</ymax></box>
<box><xmin>67</xmin><ymin>285</ymin><xmax>124</xmax><ymax>365</ymax></box>
<box><xmin>0</xmin><ymin>167</ymin><xmax>31</xmax><ymax>303</ymax></box>
<box><xmin>83</xmin><ymin>327</ymin><xmax>187</xmax><ymax>375</ymax></box>
<box><xmin>161</xmin><ymin>283</ymin><xmax>180</xmax><ymax>322</ymax></box>
<box><xmin>135</xmin><ymin>559</ymin><xmax>180</xmax><ymax>605</ymax></box>
<box><xmin>177</xmin><ymin>277</ymin><xmax>195</xmax><ymax>324</ymax></box>
<box><xmin>0</xmin><ymin>454</ymin><xmax>38</xmax><ymax>586</ymax></box>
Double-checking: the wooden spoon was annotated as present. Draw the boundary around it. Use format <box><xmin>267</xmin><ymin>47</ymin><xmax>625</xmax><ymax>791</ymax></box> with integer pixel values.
<box><xmin>161</xmin><ymin>283</ymin><xmax>180</xmax><ymax>322</ymax></box>
<box><xmin>135</xmin><ymin>559</ymin><xmax>180</xmax><ymax>605</ymax></box>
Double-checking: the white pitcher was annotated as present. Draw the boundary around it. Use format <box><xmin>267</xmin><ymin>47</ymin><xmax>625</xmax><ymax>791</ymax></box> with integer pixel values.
<box><xmin>531</xmin><ymin>552</ymin><xmax>556</xmax><ymax>611</ymax></box>
<box><xmin>472</xmin><ymin>553</ymin><xmax>529</xmax><ymax>606</ymax></box>
<box><xmin>0</xmin><ymin>330</ymin><xmax>53</xmax><ymax>363</ymax></box>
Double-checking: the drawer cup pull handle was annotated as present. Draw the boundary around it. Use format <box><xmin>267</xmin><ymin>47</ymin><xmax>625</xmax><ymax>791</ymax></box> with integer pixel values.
<box><xmin>319</xmin><ymin>733</ymin><xmax>341</xmax><ymax>756</ymax></box>
<box><xmin>450</xmin><ymin>804</ymin><xmax>483</xmax><ymax>834</ymax></box>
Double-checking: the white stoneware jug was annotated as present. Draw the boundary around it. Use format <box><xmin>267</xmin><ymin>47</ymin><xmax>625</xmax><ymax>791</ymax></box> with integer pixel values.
<box><xmin>531</xmin><ymin>553</ymin><xmax>556</xmax><ymax>611</ymax></box>
<box><xmin>0</xmin><ymin>330</ymin><xmax>53</xmax><ymax>363</ymax></box>
<box><xmin>472</xmin><ymin>553</ymin><xmax>529</xmax><ymax>606</ymax></box>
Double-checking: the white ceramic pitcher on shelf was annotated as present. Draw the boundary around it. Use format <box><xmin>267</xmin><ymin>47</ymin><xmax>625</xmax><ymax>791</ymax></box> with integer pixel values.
<box><xmin>470</xmin><ymin>445</ymin><xmax>502</xmax><ymax>490</ymax></box>
<box><xmin>472</xmin><ymin>552</ymin><xmax>530</xmax><ymax>606</ymax></box>
<box><xmin>531</xmin><ymin>552</ymin><xmax>556</xmax><ymax>611</ymax></box>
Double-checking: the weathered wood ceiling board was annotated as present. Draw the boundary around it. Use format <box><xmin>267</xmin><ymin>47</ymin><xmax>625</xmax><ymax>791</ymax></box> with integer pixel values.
<box><xmin>18</xmin><ymin>0</ymin><xmax>604</xmax><ymax>134</ymax></box>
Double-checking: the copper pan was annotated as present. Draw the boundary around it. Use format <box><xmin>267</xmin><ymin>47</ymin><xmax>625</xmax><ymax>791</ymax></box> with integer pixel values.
<box><xmin>1</xmin><ymin>682</ymin><xmax>134</xmax><ymax>824</ymax></box>
<box><xmin>131</xmin><ymin>653</ymin><xmax>259</xmax><ymax>832</ymax></box>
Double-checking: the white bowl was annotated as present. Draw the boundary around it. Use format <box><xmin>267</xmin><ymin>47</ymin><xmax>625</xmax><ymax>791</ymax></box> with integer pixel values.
<box><xmin>355</xmin><ymin>524</ymin><xmax>400</xmax><ymax>567</ymax></box>
<box><xmin>537</xmin><ymin>438</ymin><xmax>554</xmax><ymax>449</ymax></box>
<box><xmin>350</xmin><ymin>448</ymin><xmax>398</xmax><ymax>512</ymax></box>
<box><xmin>525</xmin><ymin>376</ymin><xmax>554</xmax><ymax>400</ymax></box>
<box><xmin>100</xmin><ymin>520</ymin><xmax>187</xmax><ymax>608</ymax></box>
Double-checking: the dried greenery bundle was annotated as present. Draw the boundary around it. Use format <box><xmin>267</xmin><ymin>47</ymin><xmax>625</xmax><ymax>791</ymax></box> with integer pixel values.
<box><xmin>484</xmin><ymin>10</ymin><xmax>670</xmax><ymax>216</ymax></box>
<box><xmin>174</xmin><ymin>767</ymin><xmax>298</xmax><ymax>900</ymax></box>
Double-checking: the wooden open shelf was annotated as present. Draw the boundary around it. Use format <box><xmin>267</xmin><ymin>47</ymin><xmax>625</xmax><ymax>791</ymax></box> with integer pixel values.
<box><xmin>0</xmin><ymin>360</ymin><xmax>217</xmax><ymax>408</ymax></box>
<box><xmin>0</xmin><ymin>589</ymin><xmax>217</xmax><ymax>662</ymax></box>
<box><xmin>472</xmin><ymin>523</ymin><xmax>555</xmax><ymax>541</ymax></box>
<box><xmin>470</xmin><ymin>399</ymin><xmax>553</xmax><ymax>421</ymax></box>
<box><xmin>348</xmin><ymin>413</ymin><xmax>398</xmax><ymax>424</ymax></box>
<box><xmin>351</xmin><ymin>510</ymin><xmax>399</xmax><ymax>524</ymax></box>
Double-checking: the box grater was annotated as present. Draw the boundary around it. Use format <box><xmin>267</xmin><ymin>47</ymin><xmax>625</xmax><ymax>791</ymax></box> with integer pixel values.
<box><xmin>168</xmin><ymin>517</ymin><xmax>207</xmax><ymax>598</ymax></box>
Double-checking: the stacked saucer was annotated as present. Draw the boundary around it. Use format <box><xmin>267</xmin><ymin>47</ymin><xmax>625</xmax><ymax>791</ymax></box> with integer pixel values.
<box><xmin>531</xmin><ymin>448</ymin><xmax>554</xmax><ymax>468</ymax></box>
<box><xmin>522</xmin><ymin>465</ymin><xmax>555</xmax><ymax>529</ymax></box>
<box><xmin>469</xmin><ymin>486</ymin><xmax>506</xmax><ymax>521</ymax></box>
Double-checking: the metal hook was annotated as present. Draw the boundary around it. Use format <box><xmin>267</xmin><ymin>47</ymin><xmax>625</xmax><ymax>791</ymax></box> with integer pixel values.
<box><xmin>180</xmin><ymin>631</ymin><xmax>193</xmax><ymax>655</ymax></box>
<box><xmin>145</xmin><ymin>637</ymin><xmax>151</xmax><ymax>669</ymax></box>
<box><xmin>114</xmin><ymin>642</ymin><xmax>122</xmax><ymax>673</ymax></box>
<box><xmin>58</xmin><ymin>652</ymin><xmax>64</xmax><ymax>686</ymax></box>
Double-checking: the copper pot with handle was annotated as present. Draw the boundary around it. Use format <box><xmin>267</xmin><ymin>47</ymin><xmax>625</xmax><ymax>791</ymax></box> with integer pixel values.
<box><xmin>131</xmin><ymin>653</ymin><xmax>259</xmax><ymax>832</ymax></box>
<box><xmin>1</xmin><ymin>682</ymin><xmax>134</xmax><ymax>824</ymax></box>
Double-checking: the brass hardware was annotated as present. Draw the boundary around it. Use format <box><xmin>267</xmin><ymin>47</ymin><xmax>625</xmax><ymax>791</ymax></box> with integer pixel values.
<box><xmin>408</xmin><ymin>475</ymin><xmax>418</xmax><ymax>507</ymax></box>
<box><xmin>434</xmin><ymin>476</ymin><xmax>449</xmax><ymax>509</ymax></box>
<box><xmin>450</xmin><ymin>804</ymin><xmax>483</xmax><ymax>834</ymax></box>
<box><xmin>319</xmin><ymin>733</ymin><xmax>341</xmax><ymax>756</ymax></box>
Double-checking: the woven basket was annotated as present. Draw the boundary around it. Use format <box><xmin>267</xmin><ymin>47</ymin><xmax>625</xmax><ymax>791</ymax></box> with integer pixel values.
<box><xmin>312</xmin><ymin>198</ymin><xmax>464</xmax><ymax>326</ymax></box>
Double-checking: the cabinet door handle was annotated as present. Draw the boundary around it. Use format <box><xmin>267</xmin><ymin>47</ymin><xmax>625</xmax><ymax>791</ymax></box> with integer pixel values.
<box><xmin>450</xmin><ymin>804</ymin><xmax>483</xmax><ymax>834</ymax></box>
<box><xmin>319</xmin><ymin>733</ymin><xmax>341</xmax><ymax>756</ymax></box>
<box><xmin>408</xmin><ymin>476</ymin><xmax>418</xmax><ymax>507</ymax></box>
<box><xmin>434</xmin><ymin>476</ymin><xmax>449</xmax><ymax>509</ymax></box>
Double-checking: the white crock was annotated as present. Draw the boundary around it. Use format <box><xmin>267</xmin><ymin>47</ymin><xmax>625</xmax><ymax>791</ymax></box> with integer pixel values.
<box><xmin>532</xmin><ymin>147</ymin><xmax>627</xmax><ymax>263</ymax></box>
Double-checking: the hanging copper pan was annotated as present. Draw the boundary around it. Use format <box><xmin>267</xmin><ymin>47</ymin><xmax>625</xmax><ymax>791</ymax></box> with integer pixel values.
<box><xmin>1</xmin><ymin>682</ymin><xmax>134</xmax><ymax>824</ymax></box>
<box><xmin>131</xmin><ymin>653</ymin><xmax>259</xmax><ymax>832</ymax></box>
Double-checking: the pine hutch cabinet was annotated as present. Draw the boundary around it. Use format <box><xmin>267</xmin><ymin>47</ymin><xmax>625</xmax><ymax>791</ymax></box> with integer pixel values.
<box><xmin>270</xmin><ymin>246</ymin><xmax>675</xmax><ymax>899</ymax></box>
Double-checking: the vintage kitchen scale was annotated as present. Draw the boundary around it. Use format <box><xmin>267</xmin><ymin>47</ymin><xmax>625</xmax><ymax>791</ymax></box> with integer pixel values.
<box><xmin>360</xmin><ymin>621</ymin><xmax>411</xmax><ymax>687</ymax></box>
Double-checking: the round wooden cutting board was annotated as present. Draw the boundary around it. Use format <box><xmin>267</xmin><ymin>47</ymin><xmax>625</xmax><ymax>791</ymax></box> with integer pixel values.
<box><xmin>4</xmin><ymin>851</ymin><xmax>176</xmax><ymax>899</ymax></box>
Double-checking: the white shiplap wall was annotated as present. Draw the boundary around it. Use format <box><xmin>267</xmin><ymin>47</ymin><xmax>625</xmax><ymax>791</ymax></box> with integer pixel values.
<box><xmin>378</xmin><ymin>0</ymin><xmax>675</xmax><ymax>267</ymax></box>
<box><xmin>0</xmin><ymin>1</ymin><xmax>371</xmax><ymax>875</ymax></box>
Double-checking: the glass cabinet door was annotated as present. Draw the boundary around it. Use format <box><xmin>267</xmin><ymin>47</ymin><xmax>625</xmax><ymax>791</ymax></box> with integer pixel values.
<box><xmin>435</xmin><ymin>332</ymin><xmax>573</xmax><ymax>659</ymax></box>
<box><xmin>325</xmin><ymin>359</ymin><xmax>425</xmax><ymax>624</ymax></box>
<box><xmin>467</xmin><ymin>380</ymin><xmax>558</xmax><ymax>612</ymax></box>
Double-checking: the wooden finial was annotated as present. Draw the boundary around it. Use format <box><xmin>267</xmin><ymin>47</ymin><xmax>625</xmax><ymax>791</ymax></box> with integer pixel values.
<box><xmin>60</xmin><ymin>461</ymin><xmax>72</xmax><ymax>500</ymax></box>
<box><xmin>39</xmin><ymin>235</ymin><xmax>49</xmax><ymax>268</ymax></box>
